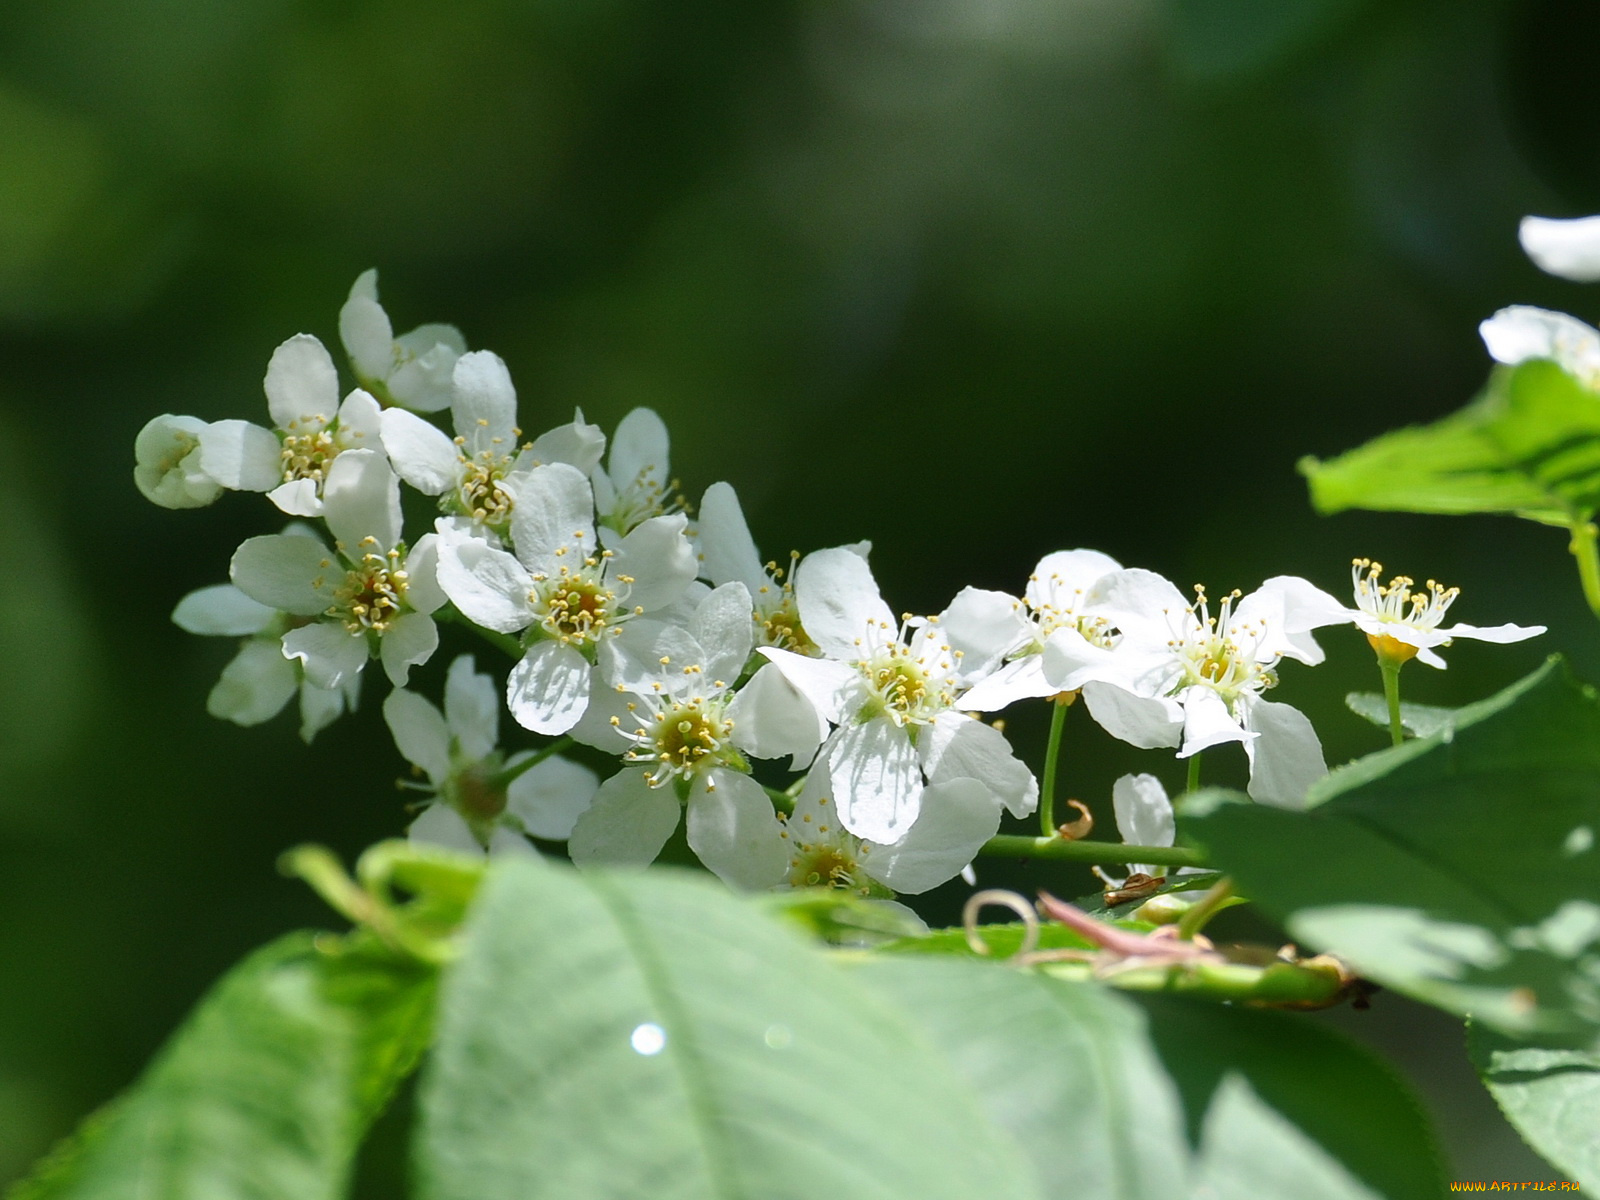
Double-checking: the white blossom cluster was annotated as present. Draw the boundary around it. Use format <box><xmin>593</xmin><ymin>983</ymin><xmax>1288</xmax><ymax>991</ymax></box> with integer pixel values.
<box><xmin>135</xmin><ymin>272</ymin><xmax>1545</xmax><ymax>898</ymax></box>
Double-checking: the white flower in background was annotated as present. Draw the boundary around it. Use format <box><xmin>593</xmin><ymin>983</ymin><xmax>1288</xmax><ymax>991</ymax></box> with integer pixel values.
<box><xmin>592</xmin><ymin>408</ymin><xmax>684</xmax><ymax>538</ymax></box>
<box><xmin>380</xmin><ymin>350</ymin><xmax>605</xmax><ymax>535</ymax></box>
<box><xmin>1345</xmin><ymin>558</ymin><xmax>1544</xmax><ymax>668</ymax></box>
<box><xmin>1050</xmin><ymin>569</ymin><xmax>1347</xmax><ymax>810</ymax></box>
<box><xmin>567</xmin><ymin>584</ymin><xmax>795</xmax><ymax>889</ymax></box>
<box><xmin>134</xmin><ymin>415</ymin><xmax>225</xmax><ymax>509</ymax></box>
<box><xmin>386</xmin><ymin>655</ymin><xmax>599</xmax><ymax>856</ymax></box>
<box><xmin>1518</xmin><ymin>214</ymin><xmax>1600</xmax><ymax>283</ymax></box>
<box><xmin>1090</xmin><ymin>773</ymin><xmax>1208</xmax><ymax>891</ymax></box>
<box><xmin>1479</xmin><ymin>305</ymin><xmax>1600</xmax><ymax>390</ymax></box>
<box><xmin>778</xmin><ymin>763</ymin><xmax>1004</xmax><ymax>896</ymax></box>
<box><xmin>229</xmin><ymin>449</ymin><xmax>445</xmax><ymax>690</ymax></box>
<box><xmin>941</xmin><ymin>548</ymin><xmax>1123</xmax><ymax>711</ymax></box>
<box><xmin>339</xmin><ymin>269</ymin><xmax>467</xmax><ymax>413</ymax></box>
<box><xmin>434</xmin><ymin>462</ymin><xmax>697</xmax><ymax>735</ymax></box>
<box><xmin>759</xmin><ymin>547</ymin><xmax>1038</xmax><ymax>845</ymax></box>
<box><xmin>171</xmin><ymin>580</ymin><xmax>358</xmax><ymax>741</ymax></box>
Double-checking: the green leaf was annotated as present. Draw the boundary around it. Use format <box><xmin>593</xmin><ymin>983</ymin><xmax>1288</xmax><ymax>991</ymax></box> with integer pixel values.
<box><xmin>415</xmin><ymin>859</ymin><xmax>1042</xmax><ymax>1200</ymax></box>
<box><xmin>1344</xmin><ymin>693</ymin><xmax>1460</xmax><ymax>739</ymax></box>
<box><xmin>1301</xmin><ymin>360</ymin><xmax>1600</xmax><ymax>526</ymax></box>
<box><xmin>856</xmin><ymin>958</ymin><xmax>1444</xmax><ymax>1200</ymax></box>
<box><xmin>7</xmin><ymin>933</ymin><xmax>436</xmax><ymax>1200</ymax></box>
<box><xmin>1468</xmin><ymin>1023</ymin><xmax>1600</xmax><ymax>1191</ymax></box>
<box><xmin>1183</xmin><ymin>657</ymin><xmax>1600</xmax><ymax>1044</ymax></box>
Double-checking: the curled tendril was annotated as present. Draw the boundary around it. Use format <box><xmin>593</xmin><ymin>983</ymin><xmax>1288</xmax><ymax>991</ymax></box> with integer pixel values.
<box><xmin>962</xmin><ymin>888</ymin><xmax>1038</xmax><ymax>959</ymax></box>
<box><xmin>1056</xmin><ymin>798</ymin><xmax>1094</xmax><ymax>840</ymax></box>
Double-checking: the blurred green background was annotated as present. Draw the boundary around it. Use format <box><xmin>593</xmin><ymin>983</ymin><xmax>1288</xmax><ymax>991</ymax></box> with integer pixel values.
<box><xmin>2</xmin><ymin>0</ymin><xmax>1596</xmax><ymax>1188</ymax></box>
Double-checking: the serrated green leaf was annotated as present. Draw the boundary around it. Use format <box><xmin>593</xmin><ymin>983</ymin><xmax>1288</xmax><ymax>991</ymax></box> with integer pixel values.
<box><xmin>1183</xmin><ymin>657</ymin><xmax>1600</xmax><ymax>1044</ymax></box>
<box><xmin>855</xmin><ymin>958</ymin><xmax>1445</xmax><ymax>1200</ymax></box>
<box><xmin>1301</xmin><ymin>360</ymin><xmax>1600</xmax><ymax>526</ymax></box>
<box><xmin>415</xmin><ymin>859</ymin><xmax>1042</xmax><ymax>1200</ymax></box>
<box><xmin>6</xmin><ymin>933</ymin><xmax>436</xmax><ymax>1200</ymax></box>
<box><xmin>1344</xmin><ymin>693</ymin><xmax>1460</xmax><ymax>739</ymax></box>
<box><xmin>1467</xmin><ymin>1023</ymin><xmax>1600</xmax><ymax>1191</ymax></box>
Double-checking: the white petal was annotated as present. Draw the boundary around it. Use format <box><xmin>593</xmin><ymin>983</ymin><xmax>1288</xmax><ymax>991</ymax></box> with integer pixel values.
<box><xmin>1039</xmin><ymin>627</ymin><xmax>1131</xmax><ymax>693</ymax></box>
<box><xmin>197</xmin><ymin>420</ymin><xmax>282</xmax><ymax>492</ymax></box>
<box><xmin>389</xmin><ymin>338</ymin><xmax>463</xmax><ymax>413</ymax></box>
<box><xmin>685</xmin><ymin>770</ymin><xmax>788</xmax><ymax>889</ymax></box>
<box><xmin>1110</xmin><ymin>773</ymin><xmax>1174</xmax><ymax>849</ymax></box>
<box><xmin>402</xmin><ymin>533</ymin><xmax>446</xmax><ymax>615</ymax></box>
<box><xmin>607</xmin><ymin>408</ymin><xmax>669</xmax><ymax>495</ymax></box>
<box><xmin>1442</xmin><ymin>621</ymin><xmax>1546</xmax><ymax>645</ymax></box>
<box><xmin>1520</xmin><ymin>214</ymin><xmax>1600</xmax><ymax>282</ymax></box>
<box><xmin>1179</xmin><ymin>687</ymin><xmax>1250</xmax><ymax>755</ymax></box>
<box><xmin>1243</xmin><ymin>698</ymin><xmax>1326</xmax><ymax>810</ymax></box>
<box><xmin>1079</xmin><ymin>681</ymin><xmax>1184</xmax><ymax>749</ymax></box>
<box><xmin>727</xmin><ymin>662</ymin><xmax>829</xmax><ymax>767</ymax></box>
<box><xmin>939</xmin><ymin>587</ymin><xmax>1030</xmax><ymax>682</ymax></box>
<box><xmin>408</xmin><ymin>805</ymin><xmax>485</xmax><ymax>858</ymax></box>
<box><xmin>230</xmin><ymin>534</ymin><xmax>337</xmax><ymax>616</ymax></box>
<box><xmin>1479</xmin><ymin>305</ymin><xmax>1600</xmax><ymax>382</ymax></box>
<box><xmin>862</xmin><ymin>777</ymin><xmax>1001</xmax><ymax>895</ymax></box>
<box><xmin>755</xmin><ymin>647</ymin><xmax>858</xmax><ymax>724</ymax></box>
<box><xmin>264</xmin><ymin>334</ymin><xmax>339</xmax><ymax>430</ymax></box>
<box><xmin>434</xmin><ymin>525</ymin><xmax>534</xmax><ymax>633</ymax></box>
<box><xmin>339</xmin><ymin>270</ymin><xmax>394</xmax><ymax>381</ymax></box>
<box><xmin>506</xmin><ymin>640</ymin><xmax>592</xmax><ymax>734</ymax></box>
<box><xmin>507</xmin><ymin>463</ymin><xmax>595</xmax><ymax>573</ymax></box>
<box><xmin>133</xmin><ymin>414</ymin><xmax>223</xmax><ymax>509</ymax></box>
<box><xmin>1084</xmin><ymin>568</ymin><xmax>1191</xmax><ymax>632</ymax></box>
<box><xmin>451</xmin><ymin>350</ymin><xmax>518</xmax><ymax>453</ymax></box>
<box><xmin>598</xmin><ymin>618</ymin><xmax>701</xmax><ymax>694</ymax></box>
<box><xmin>323</xmin><ymin>448</ymin><xmax>401</xmax><ymax>554</ymax></box>
<box><xmin>1025</xmin><ymin>549</ymin><xmax>1122</xmax><ymax>610</ymax></box>
<box><xmin>525</xmin><ymin>409</ymin><xmax>607</xmax><ymax>475</ymax></box>
<box><xmin>919</xmin><ymin>711</ymin><xmax>1038</xmax><ymax>819</ymax></box>
<box><xmin>299</xmin><ymin>678</ymin><xmax>353</xmax><ymax>742</ymax></box>
<box><xmin>172</xmin><ymin>584</ymin><xmax>277</xmax><ymax>636</ymax></box>
<box><xmin>568</xmin><ymin>768</ymin><xmax>680</xmax><ymax>869</ymax></box>
<box><xmin>380</xmin><ymin>611</ymin><xmax>438</xmax><ymax>686</ymax></box>
<box><xmin>380</xmin><ymin>409</ymin><xmax>457</xmax><ymax>495</ymax></box>
<box><xmin>1415</xmin><ymin>645</ymin><xmax>1448</xmax><ymax>670</ymax></box>
<box><xmin>443</xmin><ymin>654</ymin><xmax>498</xmax><ymax>761</ymax></box>
<box><xmin>507</xmin><ymin>755</ymin><xmax>600</xmax><ymax>841</ymax></box>
<box><xmin>383</xmin><ymin>688</ymin><xmax>452</xmax><ymax>783</ymax></box>
<box><xmin>206</xmin><ymin>640</ymin><xmax>298</xmax><ymax>726</ymax></box>
<box><xmin>795</xmin><ymin>546</ymin><xmax>895</xmax><ymax>661</ymax></box>
<box><xmin>696</xmin><ymin>482</ymin><xmax>769</xmax><ymax>595</ymax></box>
<box><xmin>826</xmin><ymin>718</ymin><xmax>921</xmax><ymax>844</ymax></box>
<box><xmin>282</xmin><ymin>621</ymin><xmax>369</xmax><ymax>690</ymax></box>
<box><xmin>267</xmin><ymin>477</ymin><xmax>323</xmax><ymax>517</ymax></box>
<box><xmin>692</xmin><ymin>582</ymin><xmax>754</xmax><ymax>684</ymax></box>
<box><xmin>958</xmin><ymin>655</ymin><xmax>1056</xmax><ymax>712</ymax></box>
<box><xmin>567</xmin><ymin>671</ymin><xmax>636</xmax><ymax>753</ymax></box>
<box><xmin>334</xmin><ymin>389</ymin><xmax>385</xmax><ymax>450</ymax></box>
<box><xmin>610</xmin><ymin>513</ymin><xmax>697</xmax><ymax>613</ymax></box>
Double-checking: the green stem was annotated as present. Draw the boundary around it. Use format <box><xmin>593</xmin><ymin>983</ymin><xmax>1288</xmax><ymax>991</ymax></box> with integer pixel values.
<box><xmin>1380</xmin><ymin>658</ymin><xmax>1405</xmax><ymax>748</ymax></box>
<box><xmin>489</xmin><ymin>737</ymin><xmax>575</xmax><ymax>789</ymax></box>
<box><xmin>437</xmin><ymin>605</ymin><xmax>523</xmax><ymax>660</ymax></box>
<box><xmin>762</xmin><ymin>784</ymin><xmax>795</xmax><ymax>815</ymax></box>
<box><xmin>1185</xmin><ymin>753</ymin><xmax>1202</xmax><ymax>795</ymax></box>
<box><xmin>1569</xmin><ymin>519</ymin><xmax>1600</xmax><ymax>622</ymax></box>
<box><xmin>1175</xmin><ymin>876</ymin><xmax>1234</xmax><ymax>940</ymax></box>
<box><xmin>981</xmin><ymin>835</ymin><xmax>1208</xmax><ymax>870</ymax></box>
<box><xmin>1039</xmin><ymin>698</ymin><xmax>1070</xmax><ymax>836</ymax></box>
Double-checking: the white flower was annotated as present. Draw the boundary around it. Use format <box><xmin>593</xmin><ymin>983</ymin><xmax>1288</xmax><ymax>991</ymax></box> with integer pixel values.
<box><xmin>1519</xmin><ymin>214</ymin><xmax>1600</xmax><ymax>283</ymax></box>
<box><xmin>189</xmin><ymin>333</ymin><xmax>387</xmax><ymax>517</ymax></box>
<box><xmin>760</xmin><ymin>547</ymin><xmax>1037</xmax><ymax>845</ymax></box>
<box><xmin>380</xmin><ymin>350</ymin><xmax>605</xmax><ymax>535</ymax></box>
<box><xmin>386</xmin><ymin>654</ymin><xmax>599</xmax><ymax>856</ymax></box>
<box><xmin>1050</xmin><ymin>569</ymin><xmax>1347</xmax><ymax>810</ymax></box>
<box><xmin>134</xmin><ymin>415</ymin><xmax>225</xmax><ymax>509</ymax></box>
<box><xmin>1345</xmin><ymin>558</ymin><xmax>1544</xmax><ymax>668</ymax></box>
<box><xmin>940</xmin><ymin>548</ymin><xmax>1123</xmax><ymax>711</ymax></box>
<box><xmin>592</xmin><ymin>408</ymin><xmax>683</xmax><ymax>539</ymax></box>
<box><xmin>567</xmin><ymin>584</ymin><xmax>792</xmax><ymax>889</ymax></box>
<box><xmin>229</xmin><ymin>449</ymin><xmax>445</xmax><ymax>690</ymax></box>
<box><xmin>778</xmin><ymin>762</ymin><xmax>1003</xmax><ymax>896</ymax></box>
<box><xmin>433</xmin><ymin>462</ymin><xmax>697</xmax><ymax>735</ymax></box>
<box><xmin>1090</xmin><ymin>773</ymin><xmax>1213</xmax><ymax>893</ymax></box>
<box><xmin>171</xmin><ymin>579</ymin><xmax>358</xmax><ymax>741</ymax></box>
<box><xmin>339</xmin><ymin>269</ymin><xmax>467</xmax><ymax>413</ymax></box>
<box><xmin>1479</xmin><ymin>305</ymin><xmax>1600</xmax><ymax>389</ymax></box>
